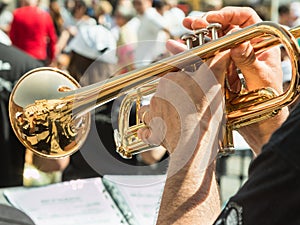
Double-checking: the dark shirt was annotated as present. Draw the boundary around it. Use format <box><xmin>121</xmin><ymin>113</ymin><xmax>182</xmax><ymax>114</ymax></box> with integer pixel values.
<box><xmin>0</xmin><ymin>43</ymin><xmax>43</xmax><ymax>187</ymax></box>
<box><xmin>214</xmin><ymin>103</ymin><xmax>300</xmax><ymax>225</ymax></box>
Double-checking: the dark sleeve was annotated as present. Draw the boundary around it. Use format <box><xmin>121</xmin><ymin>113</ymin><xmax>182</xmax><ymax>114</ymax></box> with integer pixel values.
<box><xmin>213</xmin><ymin>103</ymin><xmax>300</xmax><ymax>225</ymax></box>
<box><xmin>0</xmin><ymin>43</ymin><xmax>43</xmax><ymax>187</ymax></box>
<box><xmin>0</xmin><ymin>43</ymin><xmax>43</xmax><ymax>82</ymax></box>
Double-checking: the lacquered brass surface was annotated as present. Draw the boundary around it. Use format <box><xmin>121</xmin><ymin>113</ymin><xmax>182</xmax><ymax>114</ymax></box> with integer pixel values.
<box><xmin>9</xmin><ymin>22</ymin><xmax>300</xmax><ymax>159</ymax></box>
<box><xmin>9</xmin><ymin>68</ymin><xmax>91</xmax><ymax>158</ymax></box>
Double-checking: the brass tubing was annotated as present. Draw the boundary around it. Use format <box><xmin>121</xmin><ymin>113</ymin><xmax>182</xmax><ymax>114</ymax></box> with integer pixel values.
<box><xmin>9</xmin><ymin>22</ymin><xmax>300</xmax><ymax>158</ymax></box>
<box><xmin>65</xmin><ymin>22</ymin><xmax>300</xmax><ymax>118</ymax></box>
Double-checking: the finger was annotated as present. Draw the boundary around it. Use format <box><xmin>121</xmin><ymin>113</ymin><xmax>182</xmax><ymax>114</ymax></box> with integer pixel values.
<box><xmin>166</xmin><ymin>39</ymin><xmax>187</xmax><ymax>55</ymax></box>
<box><xmin>206</xmin><ymin>7</ymin><xmax>262</xmax><ymax>30</ymax></box>
<box><xmin>182</xmin><ymin>17</ymin><xmax>194</xmax><ymax>30</ymax></box>
<box><xmin>229</xmin><ymin>41</ymin><xmax>259</xmax><ymax>92</ymax></box>
<box><xmin>183</xmin><ymin>16</ymin><xmax>208</xmax><ymax>30</ymax></box>
<box><xmin>138</xmin><ymin>105</ymin><xmax>150</xmax><ymax>124</ymax></box>
<box><xmin>221</xmin><ymin>27</ymin><xmax>255</xmax><ymax>91</ymax></box>
<box><xmin>225</xmin><ymin>61</ymin><xmax>241</xmax><ymax>93</ymax></box>
<box><xmin>231</xmin><ymin>42</ymin><xmax>256</xmax><ymax>69</ymax></box>
<box><xmin>155</xmin><ymin>72</ymin><xmax>192</xmax><ymax>100</ymax></box>
<box><xmin>207</xmin><ymin>51</ymin><xmax>231</xmax><ymax>84</ymax></box>
<box><xmin>137</xmin><ymin>126</ymin><xmax>163</xmax><ymax>146</ymax></box>
<box><xmin>223</xmin><ymin>27</ymin><xmax>256</xmax><ymax>70</ymax></box>
<box><xmin>232</xmin><ymin>45</ymin><xmax>282</xmax><ymax>92</ymax></box>
<box><xmin>137</xmin><ymin>127</ymin><xmax>152</xmax><ymax>144</ymax></box>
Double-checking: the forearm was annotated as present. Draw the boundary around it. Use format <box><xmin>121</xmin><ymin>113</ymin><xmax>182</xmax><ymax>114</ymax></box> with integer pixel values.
<box><xmin>139</xmin><ymin>59</ymin><xmax>225</xmax><ymax>225</ymax></box>
<box><xmin>156</xmin><ymin>112</ymin><xmax>222</xmax><ymax>225</ymax></box>
<box><xmin>156</xmin><ymin>157</ymin><xmax>220</xmax><ymax>225</ymax></box>
<box><xmin>239</xmin><ymin>106</ymin><xmax>289</xmax><ymax>155</ymax></box>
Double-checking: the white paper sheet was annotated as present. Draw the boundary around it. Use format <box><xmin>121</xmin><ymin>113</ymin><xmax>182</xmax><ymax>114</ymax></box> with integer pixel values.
<box><xmin>103</xmin><ymin>175</ymin><xmax>166</xmax><ymax>225</ymax></box>
<box><xmin>233</xmin><ymin>131</ymin><xmax>250</xmax><ymax>150</ymax></box>
<box><xmin>4</xmin><ymin>178</ymin><xmax>126</xmax><ymax>225</ymax></box>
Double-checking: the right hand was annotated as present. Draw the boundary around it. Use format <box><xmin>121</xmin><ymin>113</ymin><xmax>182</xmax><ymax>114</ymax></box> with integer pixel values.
<box><xmin>178</xmin><ymin>7</ymin><xmax>288</xmax><ymax>154</ymax></box>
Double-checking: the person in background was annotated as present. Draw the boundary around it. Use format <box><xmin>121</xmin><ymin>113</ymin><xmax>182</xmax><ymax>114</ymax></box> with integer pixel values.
<box><xmin>163</xmin><ymin>0</ymin><xmax>187</xmax><ymax>39</ymax></box>
<box><xmin>61</xmin><ymin>19</ymin><xmax>119</xmax><ymax>181</ymax></box>
<box><xmin>0</xmin><ymin>39</ymin><xmax>69</xmax><ymax>187</ymax></box>
<box><xmin>201</xmin><ymin>0</ymin><xmax>223</xmax><ymax>11</ymax></box>
<box><xmin>290</xmin><ymin>1</ymin><xmax>300</xmax><ymax>27</ymax></box>
<box><xmin>0</xmin><ymin>29</ymin><xmax>11</xmax><ymax>45</ymax></box>
<box><xmin>278</xmin><ymin>4</ymin><xmax>292</xmax><ymax>28</ymax></box>
<box><xmin>94</xmin><ymin>0</ymin><xmax>114</xmax><ymax>29</ymax></box>
<box><xmin>55</xmin><ymin>0</ymin><xmax>97</xmax><ymax>58</ymax></box>
<box><xmin>60</xmin><ymin>0</ymin><xmax>75</xmax><ymax>28</ymax></box>
<box><xmin>132</xmin><ymin>0</ymin><xmax>171</xmax><ymax>68</ymax></box>
<box><xmin>138</xmin><ymin>6</ymin><xmax>297</xmax><ymax>225</ymax></box>
<box><xmin>0</xmin><ymin>0</ymin><xmax>13</xmax><ymax>34</ymax></box>
<box><xmin>9</xmin><ymin>0</ymin><xmax>57</xmax><ymax>66</ymax></box>
<box><xmin>65</xmin><ymin>23</ymin><xmax>117</xmax><ymax>82</ymax></box>
<box><xmin>289</xmin><ymin>2</ymin><xmax>300</xmax><ymax>47</ymax></box>
<box><xmin>49</xmin><ymin>0</ymin><xmax>64</xmax><ymax>37</ymax></box>
<box><xmin>277</xmin><ymin>4</ymin><xmax>296</xmax><ymax>109</ymax></box>
<box><xmin>112</xmin><ymin>3</ymin><xmax>137</xmax><ymax>74</ymax></box>
<box><xmin>152</xmin><ymin>0</ymin><xmax>167</xmax><ymax>16</ymax></box>
<box><xmin>71</xmin><ymin>0</ymin><xmax>97</xmax><ymax>27</ymax></box>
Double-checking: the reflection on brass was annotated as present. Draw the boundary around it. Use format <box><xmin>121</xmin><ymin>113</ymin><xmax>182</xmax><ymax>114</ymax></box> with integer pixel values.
<box><xmin>9</xmin><ymin>22</ymin><xmax>300</xmax><ymax>159</ymax></box>
<box><xmin>9</xmin><ymin>68</ymin><xmax>90</xmax><ymax>158</ymax></box>
<box><xmin>15</xmin><ymin>98</ymin><xmax>87</xmax><ymax>156</ymax></box>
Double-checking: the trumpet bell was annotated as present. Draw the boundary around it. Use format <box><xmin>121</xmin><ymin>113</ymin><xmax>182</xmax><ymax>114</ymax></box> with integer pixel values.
<box><xmin>9</xmin><ymin>68</ymin><xmax>91</xmax><ymax>158</ymax></box>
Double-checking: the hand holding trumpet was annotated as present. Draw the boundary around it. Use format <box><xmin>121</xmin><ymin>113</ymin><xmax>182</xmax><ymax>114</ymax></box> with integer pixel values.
<box><xmin>138</xmin><ymin>7</ymin><xmax>289</xmax><ymax>158</ymax></box>
<box><xmin>137</xmin><ymin>7</ymin><xmax>292</xmax><ymax>225</ymax></box>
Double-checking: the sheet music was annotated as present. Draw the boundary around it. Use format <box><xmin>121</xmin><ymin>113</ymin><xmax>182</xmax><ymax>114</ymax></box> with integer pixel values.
<box><xmin>103</xmin><ymin>175</ymin><xmax>166</xmax><ymax>225</ymax></box>
<box><xmin>4</xmin><ymin>178</ymin><xmax>126</xmax><ymax>225</ymax></box>
<box><xmin>233</xmin><ymin>131</ymin><xmax>250</xmax><ymax>150</ymax></box>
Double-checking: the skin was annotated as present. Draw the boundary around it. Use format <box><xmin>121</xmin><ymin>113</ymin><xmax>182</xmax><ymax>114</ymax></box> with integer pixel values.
<box><xmin>30</xmin><ymin>151</ymin><xmax>70</xmax><ymax>173</ymax></box>
<box><xmin>137</xmin><ymin>6</ymin><xmax>289</xmax><ymax>225</ymax></box>
<box><xmin>183</xmin><ymin>7</ymin><xmax>289</xmax><ymax>155</ymax></box>
<box><xmin>132</xmin><ymin>0</ymin><xmax>152</xmax><ymax>15</ymax></box>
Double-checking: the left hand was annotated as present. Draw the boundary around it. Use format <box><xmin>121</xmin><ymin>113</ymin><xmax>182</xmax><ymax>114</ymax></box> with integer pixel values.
<box><xmin>137</xmin><ymin>51</ymin><xmax>229</xmax><ymax>156</ymax></box>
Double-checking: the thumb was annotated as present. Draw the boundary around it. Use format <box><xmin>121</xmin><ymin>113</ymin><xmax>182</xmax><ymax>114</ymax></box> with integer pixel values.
<box><xmin>166</xmin><ymin>39</ymin><xmax>187</xmax><ymax>55</ymax></box>
<box><xmin>230</xmin><ymin>41</ymin><xmax>256</xmax><ymax>70</ymax></box>
<box><xmin>230</xmin><ymin>40</ymin><xmax>263</xmax><ymax>92</ymax></box>
<box><xmin>228</xmin><ymin>27</ymin><xmax>257</xmax><ymax>70</ymax></box>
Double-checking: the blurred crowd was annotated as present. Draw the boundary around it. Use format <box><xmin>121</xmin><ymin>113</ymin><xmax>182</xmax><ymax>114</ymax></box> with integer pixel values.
<box><xmin>0</xmin><ymin>0</ymin><xmax>300</xmax><ymax>187</ymax></box>
<box><xmin>1</xmin><ymin>0</ymin><xmax>191</xmax><ymax>73</ymax></box>
<box><xmin>1</xmin><ymin>0</ymin><xmax>300</xmax><ymax>73</ymax></box>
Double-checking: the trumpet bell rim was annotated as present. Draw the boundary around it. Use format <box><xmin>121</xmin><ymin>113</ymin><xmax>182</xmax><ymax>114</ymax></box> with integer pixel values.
<box><xmin>9</xmin><ymin>67</ymin><xmax>91</xmax><ymax>158</ymax></box>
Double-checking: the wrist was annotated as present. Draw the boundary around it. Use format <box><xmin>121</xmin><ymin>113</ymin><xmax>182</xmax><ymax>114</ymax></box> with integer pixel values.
<box><xmin>239</xmin><ymin>106</ymin><xmax>289</xmax><ymax>155</ymax></box>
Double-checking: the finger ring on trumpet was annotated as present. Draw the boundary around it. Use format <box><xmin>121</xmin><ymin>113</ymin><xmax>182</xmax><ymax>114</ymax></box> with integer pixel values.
<box><xmin>141</xmin><ymin>110</ymin><xmax>149</xmax><ymax>124</ymax></box>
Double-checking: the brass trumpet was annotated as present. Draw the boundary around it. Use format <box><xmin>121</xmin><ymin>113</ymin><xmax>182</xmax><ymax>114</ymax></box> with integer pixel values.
<box><xmin>9</xmin><ymin>22</ymin><xmax>300</xmax><ymax>159</ymax></box>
